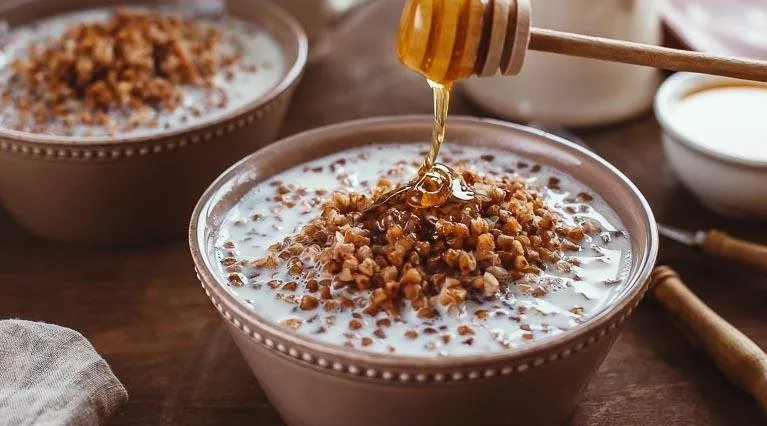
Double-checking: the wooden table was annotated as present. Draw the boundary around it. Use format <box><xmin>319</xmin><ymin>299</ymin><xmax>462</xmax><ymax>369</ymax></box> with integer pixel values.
<box><xmin>2</xmin><ymin>2</ymin><xmax>766</xmax><ymax>425</ymax></box>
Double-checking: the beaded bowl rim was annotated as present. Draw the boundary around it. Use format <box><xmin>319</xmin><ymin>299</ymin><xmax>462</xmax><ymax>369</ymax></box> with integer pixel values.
<box><xmin>189</xmin><ymin>115</ymin><xmax>659</xmax><ymax>380</ymax></box>
<box><xmin>0</xmin><ymin>0</ymin><xmax>308</xmax><ymax>147</ymax></box>
<box><xmin>0</xmin><ymin>94</ymin><xmax>290</xmax><ymax>161</ymax></box>
<box><xmin>197</xmin><ymin>267</ymin><xmax>651</xmax><ymax>384</ymax></box>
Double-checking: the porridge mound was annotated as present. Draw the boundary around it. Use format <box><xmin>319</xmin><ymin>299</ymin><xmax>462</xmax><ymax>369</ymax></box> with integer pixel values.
<box><xmin>216</xmin><ymin>144</ymin><xmax>631</xmax><ymax>356</ymax></box>
<box><xmin>251</xmin><ymin>166</ymin><xmax>590</xmax><ymax>321</ymax></box>
<box><xmin>0</xmin><ymin>7</ymin><xmax>284</xmax><ymax>136</ymax></box>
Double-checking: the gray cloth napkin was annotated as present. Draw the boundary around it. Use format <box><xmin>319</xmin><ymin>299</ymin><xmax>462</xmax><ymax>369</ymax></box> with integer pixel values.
<box><xmin>0</xmin><ymin>320</ymin><xmax>128</xmax><ymax>426</ymax></box>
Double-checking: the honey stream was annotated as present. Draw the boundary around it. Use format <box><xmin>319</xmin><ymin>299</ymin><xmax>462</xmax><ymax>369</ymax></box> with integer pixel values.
<box><xmin>361</xmin><ymin>81</ymin><xmax>474</xmax><ymax>214</ymax></box>
<box><xmin>361</xmin><ymin>0</ymin><xmax>478</xmax><ymax>216</ymax></box>
<box><xmin>408</xmin><ymin>80</ymin><xmax>474</xmax><ymax>208</ymax></box>
<box><xmin>422</xmin><ymin>80</ymin><xmax>449</xmax><ymax>172</ymax></box>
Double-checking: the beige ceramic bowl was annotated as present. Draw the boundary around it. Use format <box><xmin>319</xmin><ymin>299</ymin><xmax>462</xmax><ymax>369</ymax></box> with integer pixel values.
<box><xmin>190</xmin><ymin>116</ymin><xmax>659</xmax><ymax>426</ymax></box>
<box><xmin>0</xmin><ymin>0</ymin><xmax>308</xmax><ymax>245</ymax></box>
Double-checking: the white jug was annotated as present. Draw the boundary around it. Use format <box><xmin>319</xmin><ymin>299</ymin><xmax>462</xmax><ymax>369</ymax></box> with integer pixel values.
<box><xmin>463</xmin><ymin>0</ymin><xmax>661</xmax><ymax>127</ymax></box>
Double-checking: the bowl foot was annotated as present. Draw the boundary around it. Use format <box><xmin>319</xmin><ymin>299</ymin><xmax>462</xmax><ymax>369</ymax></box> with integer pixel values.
<box><xmin>699</xmin><ymin>198</ymin><xmax>767</xmax><ymax>222</ymax></box>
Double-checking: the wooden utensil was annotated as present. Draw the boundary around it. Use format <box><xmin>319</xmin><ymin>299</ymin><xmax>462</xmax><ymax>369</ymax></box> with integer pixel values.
<box><xmin>527</xmin><ymin>28</ymin><xmax>767</xmax><ymax>82</ymax></box>
<box><xmin>651</xmin><ymin>266</ymin><xmax>767</xmax><ymax>415</ymax></box>
<box><xmin>659</xmin><ymin>224</ymin><xmax>767</xmax><ymax>274</ymax></box>
<box><xmin>397</xmin><ymin>0</ymin><xmax>767</xmax><ymax>83</ymax></box>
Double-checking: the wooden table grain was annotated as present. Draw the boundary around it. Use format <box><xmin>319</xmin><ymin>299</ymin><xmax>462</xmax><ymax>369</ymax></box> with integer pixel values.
<box><xmin>2</xmin><ymin>2</ymin><xmax>766</xmax><ymax>425</ymax></box>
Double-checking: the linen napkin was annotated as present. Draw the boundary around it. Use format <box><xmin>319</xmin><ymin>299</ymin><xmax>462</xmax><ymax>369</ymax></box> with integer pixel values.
<box><xmin>0</xmin><ymin>320</ymin><xmax>128</xmax><ymax>426</ymax></box>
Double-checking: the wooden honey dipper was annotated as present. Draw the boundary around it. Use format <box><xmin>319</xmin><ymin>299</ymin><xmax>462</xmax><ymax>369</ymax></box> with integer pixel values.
<box><xmin>398</xmin><ymin>0</ymin><xmax>767</xmax><ymax>84</ymax></box>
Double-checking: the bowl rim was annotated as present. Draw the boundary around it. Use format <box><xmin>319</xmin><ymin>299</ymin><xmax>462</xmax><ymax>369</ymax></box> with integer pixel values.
<box><xmin>0</xmin><ymin>0</ymin><xmax>308</xmax><ymax>147</ymax></box>
<box><xmin>189</xmin><ymin>115</ymin><xmax>659</xmax><ymax>374</ymax></box>
<box><xmin>654</xmin><ymin>72</ymin><xmax>767</xmax><ymax>169</ymax></box>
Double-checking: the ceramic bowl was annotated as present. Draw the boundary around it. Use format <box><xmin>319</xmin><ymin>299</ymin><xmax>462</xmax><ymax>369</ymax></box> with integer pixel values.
<box><xmin>190</xmin><ymin>116</ymin><xmax>658</xmax><ymax>426</ymax></box>
<box><xmin>655</xmin><ymin>72</ymin><xmax>767</xmax><ymax>219</ymax></box>
<box><xmin>0</xmin><ymin>0</ymin><xmax>308</xmax><ymax>245</ymax></box>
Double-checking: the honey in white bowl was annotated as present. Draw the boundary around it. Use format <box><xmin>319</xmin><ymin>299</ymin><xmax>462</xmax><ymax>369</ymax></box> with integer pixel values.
<box><xmin>669</xmin><ymin>84</ymin><xmax>767</xmax><ymax>163</ymax></box>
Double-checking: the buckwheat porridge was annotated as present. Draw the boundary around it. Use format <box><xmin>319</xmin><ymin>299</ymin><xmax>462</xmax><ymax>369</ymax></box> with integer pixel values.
<box><xmin>0</xmin><ymin>6</ymin><xmax>284</xmax><ymax>137</ymax></box>
<box><xmin>213</xmin><ymin>143</ymin><xmax>632</xmax><ymax>357</ymax></box>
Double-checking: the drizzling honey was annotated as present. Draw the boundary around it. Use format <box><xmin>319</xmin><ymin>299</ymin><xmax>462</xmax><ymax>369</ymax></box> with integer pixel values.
<box><xmin>361</xmin><ymin>79</ymin><xmax>474</xmax><ymax>214</ymax></box>
<box><xmin>361</xmin><ymin>0</ymin><xmax>483</xmax><ymax>216</ymax></box>
<box><xmin>406</xmin><ymin>80</ymin><xmax>474</xmax><ymax>208</ymax></box>
<box><xmin>422</xmin><ymin>80</ymin><xmax>450</xmax><ymax>172</ymax></box>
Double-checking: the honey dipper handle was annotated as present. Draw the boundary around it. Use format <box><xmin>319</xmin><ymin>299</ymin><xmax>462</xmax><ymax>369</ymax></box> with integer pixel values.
<box><xmin>651</xmin><ymin>267</ymin><xmax>767</xmax><ymax>415</ymax></box>
<box><xmin>527</xmin><ymin>28</ymin><xmax>767</xmax><ymax>83</ymax></box>
<box><xmin>704</xmin><ymin>230</ymin><xmax>767</xmax><ymax>274</ymax></box>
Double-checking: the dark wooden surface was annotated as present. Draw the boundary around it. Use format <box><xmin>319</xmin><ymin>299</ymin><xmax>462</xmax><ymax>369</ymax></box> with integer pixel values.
<box><xmin>2</xmin><ymin>2</ymin><xmax>767</xmax><ymax>425</ymax></box>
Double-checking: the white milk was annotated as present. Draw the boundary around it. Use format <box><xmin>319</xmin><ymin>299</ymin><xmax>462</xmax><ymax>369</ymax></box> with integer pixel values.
<box><xmin>214</xmin><ymin>144</ymin><xmax>632</xmax><ymax>357</ymax></box>
<box><xmin>0</xmin><ymin>7</ymin><xmax>285</xmax><ymax>137</ymax></box>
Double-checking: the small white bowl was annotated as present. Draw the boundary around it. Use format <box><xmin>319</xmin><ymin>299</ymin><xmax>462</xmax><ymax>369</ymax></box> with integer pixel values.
<box><xmin>654</xmin><ymin>72</ymin><xmax>767</xmax><ymax>220</ymax></box>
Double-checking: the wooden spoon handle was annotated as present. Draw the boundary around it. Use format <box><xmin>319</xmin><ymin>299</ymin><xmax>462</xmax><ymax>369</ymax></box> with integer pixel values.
<box><xmin>651</xmin><ymin>267</ymin><xmax>767</xmax><ymax>415</ymax></box>
<box><xmin>704</xmin><ymin>230</ymin><xmax>767</xmax><ymax>274</ymax></box>
<box><xmin>528</xmin><ymin>28</ymin><xmax>767</xmax><ymax>83</ymax></box>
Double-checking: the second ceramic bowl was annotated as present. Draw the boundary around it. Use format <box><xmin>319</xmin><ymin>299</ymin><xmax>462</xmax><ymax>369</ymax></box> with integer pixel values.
<box><xmin>655</xmin><ymin>72</ymin><xmax>767</xmax><ymax>219</ymax></box>
<box><xmin>0</xmin><ymin>0</ymin><xmax>308</xmax><ymax>245</ymax></box>
<box><xmin>190</xmin><ymin>116</ymin><xmax>659</xmax><ymax>426</ymax></box>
